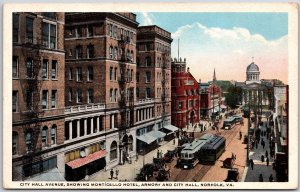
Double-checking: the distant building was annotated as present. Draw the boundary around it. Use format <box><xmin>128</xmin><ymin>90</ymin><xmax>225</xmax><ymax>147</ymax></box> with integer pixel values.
<box><xmin>199</xmin><ymin>69</ymin><xmax>222</xmax><ymax>120</ymax></box>
<box><xmin>171</xmin><ymin>58</ymin><xmax>200</xmax><ymax>129</ymax></box>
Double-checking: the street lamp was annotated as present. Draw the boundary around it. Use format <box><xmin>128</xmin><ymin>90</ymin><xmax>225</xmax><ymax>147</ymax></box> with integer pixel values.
<box><xmin>246</xmin><ymin>94</ymin><xmax>251</xmax><ymax>165</ymax></box>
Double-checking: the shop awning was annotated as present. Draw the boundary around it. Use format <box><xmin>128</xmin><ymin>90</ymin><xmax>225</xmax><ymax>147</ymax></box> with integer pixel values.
<box><xmin>137</xmin><ymin>134</ymin><xmax>157</xmax><ymax>144</ymax></box>
<box><xmin>164</xmin><ymin>124</ymin><xmax>179</xmax><ymax>132</ymax></box>
<box><xmin>137</xmin><ymin>131</ymin><xmax>166</xmax><ymax>144</ymax></box>
<box><xmin>27</xmin><ymin>168</ymin><xmax>66</xmax><ymax>181</ymax></box>
<box><xmin>67</xmin><ymin>150</ymin><xmax>107</xmax><ymax>169</ymax></box>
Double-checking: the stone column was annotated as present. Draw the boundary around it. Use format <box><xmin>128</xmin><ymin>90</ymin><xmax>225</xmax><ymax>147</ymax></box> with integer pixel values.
<box><xmin>137</xmin><ymin>110</ymin><xmax>139</xmax><ymax>122</ymax></box>
<box><xmin>84</xmin><ymin>118</ymin><xmax>87</xmax><ymax>136</ymax></box>
<box><xmin>97</xmin><ymin>116</ymin><xmax>100</xmax><ymax>132</ymax></box>
<box><xmin>77</xmin><ymin>119</ymin><xmax>80</xmax><ymax>138</ymax></box>
<box><xmin>69</xmin><ymin>121</ymin><xmax>72</xmax><ymax>140</ymax></box>
<box><xmin>91</xmin><ymin>117</ymin><xmax>94</xmax><ymax>133</ymax></box>
<box><xmin>111</xmin><ymin>115</ymin><xmax>114</xmax><ymax>129</ymax></box>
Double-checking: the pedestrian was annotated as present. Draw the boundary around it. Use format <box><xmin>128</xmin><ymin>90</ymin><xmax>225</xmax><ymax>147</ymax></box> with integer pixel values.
<box><xmin>234</xmin><ymin>154</ymin><xmax>237</xmax><ymax>161</ymax></box>
<box><xmin>160</xmin><ymin>150</ymin><xmax>163</xmax><ymax>158</ymax></box>
<box><xmin>116</xmin><ymin>168</ymin><xmax>119</xmax><ymax>180</ymax></box>
<box><xmin>239</xmin><ymin>131</ymin><xmax>242</xmax><ymax>140</ymax></box>
<box><xmin>255</xmin><ymin>140</ymin><xmax>258</xmax><ymax>149</ymax></box>
<box><xmin>259</xmin><ymin>174</ymin><xmax>264</xmax><ymax>182</ymax></box>
<box><xmin>262</xmin><ymin>140</ymin><xmax>265</xmax><ymax>149</ymax></box>
<box><xmin>265</xmin><ymin>150</ymin><xmax>269</xmax><ymax>159</ymax></box>
<box><xmin>269</xmin><ymin>174</ymin><xmax>274</xmax><ymax>182</ymax></box>
<box><xmin>157</xmin><ymin>149</ymin><xmax>159</xmax><ymax>158</ymax></box>
<box><xmin>266</xmin><ymin>157</ymin><xmax>269</xmax><ymax>166</ymax></box>
<box><xmin>261</xmin><ymin>155</ymin><xmax>265</xmax><ymax>162</ymax></box>
<box><xmin>110</xmin><ymin>169</ymin><xmax>114</xmax><ymax>180</ymax></box>
<box><xmin>249</xmin><ymin>159</ymin><xmax>254</xmax><ymax>170</ymax></box>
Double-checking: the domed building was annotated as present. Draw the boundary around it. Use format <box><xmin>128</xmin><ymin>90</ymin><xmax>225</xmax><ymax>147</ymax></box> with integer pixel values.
<box><xmin>246</xmin><ymin>62</ymin><xmax>261</xmax><ymax>84</ymax></box>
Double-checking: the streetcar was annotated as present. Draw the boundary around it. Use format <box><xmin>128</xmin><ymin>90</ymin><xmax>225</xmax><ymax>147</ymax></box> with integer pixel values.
<box><xmin>177</xmin><ymin>134</ymin><xmax>215</xmax><ymax>169</ymax></box>
<box><xmin>232</xmin><ymin>115</ymin><xmax>244</xmax><ymax>125</ymax></box>
<box><xmin>199</xmin><ymin>135</ymin><xmax>226</xmax><ymax>164</ymax></box>
<box><xmin>222</xmin><ymin>117</ymin><xmax>235</xmax><ymax>129</ymax></box>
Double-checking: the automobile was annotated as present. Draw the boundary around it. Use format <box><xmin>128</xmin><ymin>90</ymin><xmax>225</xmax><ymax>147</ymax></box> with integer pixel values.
<box><xmin>224</xmin><ymin>168</ymin><xmax>239</xmax><ymax>182</ymax></box>
<box><xmin>232</xmin><ymin>115</ymin><xmax>243</xmax><ymax>124</ymax></box>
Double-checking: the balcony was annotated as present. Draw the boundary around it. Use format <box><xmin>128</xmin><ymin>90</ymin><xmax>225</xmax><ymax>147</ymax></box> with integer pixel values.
<box><xmin>136</xmin><ymin>98</ymin><xmax>154</xmax><ymax>105</ymax></box>
<box><xmin>64</xmin><ymin>103</ymin><xmax>105</xmax><ymax>114</ymax></box>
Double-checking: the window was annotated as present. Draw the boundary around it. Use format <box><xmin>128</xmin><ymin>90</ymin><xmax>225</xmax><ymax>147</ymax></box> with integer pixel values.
<box><xmin>146</xmin><ymin>88</ymin><xmax>151</xmax><ymax>98</ymax></box>
<box><xmin>136</xmin><ymin>88</ymin><xmax>139</xmax><ymax>98</ymax></box>
<box><xmin>130</xmin><ymin>69</ymin><xmax>133</xmax><ymax>81</ymax></box>
<box><xmin>12</xmin><ymin>132</ymin><xmax>18</xmax><ymax>155</ymax></box>
<box><xmin>109</xmin><ymin>67</ymin><xmax>113</xmax><ymax>80</ymax></box>
<box><xmin>26</xmin><ymin>90</ymin><xmax>33</xmax><ymax>110</ymax></box>
<box><xmin>114</xmin><ymin>67</ymin><xmax>117</xmax><ymax>80</ymax></box>
<box><xmin>87</xmin><ymin>45</ymin><xmax>94</xmax><ymax>58</ymax></box>
<box><xmin>87</xmin><ymin>25</ymin><xmax>93</xmax><ymax>37</ymax></box>
<box><xmin>194</xmin><ymin>100</ymin><xmax>197</xmax><ymax>107</ymax></box>
<box><xmin>51</xmin><ymin>125</ymin><xmax>56</xmax><ymax>145</ymax></box>
<box><xmin>42</xmin><ymin>59</ymin><xmax>48</xmax><ymax>79</ymax></box>
<box><xmin>76</xmin><ymin>67</ymin><xmax>82</xmax><ymax>81</ymax></box>
<box><xmin>76</xmin><ymin>45</ymin><xmax>82</xmax><ymax>59</ymax></box>
<box><xmin>145</xmin><ymin>43</ymin><xmax>150</xmax><ymax>51</ymax></box>
<box><xmin>69</xmin><ymin>68</ymin><xmax>73</xmax><ymax>80</ymax></box>
<box><xmin>42</xmin><ymin>12</ymin><xmax>56</xmax><ymax>19</ymax></box>
<box><xmin>130</xmin><ymin>51</ymin><xmax>134</xmax><ymax>63</ymax></box>
<box><xmin>110</xmin><ymin>141</ymin><xmax>117</xmax><ymax>161</ymax></box>
<box><xmin>13</xmin><ymin>14</ymin><xmax>19</xmax><ymax>42</ymax></box>
<box><xmin>88</xmin><ymin>89</ymin><xmax>94</xmax><ymax>103</ymax></box>
<box><xmin>12</xmin><ymin>91</ymin><xmax>18</xmax><ymax>112</ymax></box>
<box><xmin>76</xmin><ymin>26</ymin><xmax>82</xmax><ymax>38</ymax></box>
<box><xmin>51</xmin><ymin>60</ymin><xmax>57</xmax><ymax>79</ymax></box>
<box><xmin>114</xmin><ymin>89</ymin><xmax>118</xmax><ymax>102</ymax></box>
<box><xmin>136</xmin><ymin>72</ymin><xmax>139</xmax><ymax>83</ymax></box>
<box><xmin>51</xmin><ymin>90</ymin><xmax>57</xmax><ymax>108</ymax></box>
<box><xmin>109</xmin><ymin>46</ymin><xmax>113</xmax><ymax>59</ymax></box>
<box><xmin>178</xmin><ymin>101</ymin><xmax>182</xmax><ymax>109</ymax></box>
<box><xmin>109</xmin><ymin>24</ymin><xmax>112</xmax><ymax>37</ymax></box>
<box><xmin>146</xmin><ymin>71</ymin><xmax>151</xmax><ymax>83</ymax></box>
<box><xmin>114</xmin><ymin>47</ymin><xmax>118</xmax><ymax>59</ymax></box>
<box><xmin>42</xmin><ymin>90</ymin><xmax>48</xmax><ymax>109</ymax></box>
<box><xmin>42</xmin><ymin>22</ymin><xmax>56</xmax><ymax>49</ymax></box>
<box><xmin>42</xmin><ymin>126</ymin><xmax>48</xmax><ymax>148</ymax></box>
<box><xmin>26</xmin><ymin>58</ymin><xmax>33</xmax><ymax>78</ymax></box>
<box><xmin>109</xmin><ymin>89</ymin><xmax>113</xmax><ymax>102</ymax></box>
<box><xmin>146</xmin><ymin>57</ymin><xmax>151</xmax><ymax>67</ymax></box>
<box><xmin>13</xmin><ymin>56</ymin><xmax>18</xmax><ymax>78</ymax></box>
<box><xmin>76</xmin><ymin>89</ymin><xmax>82</xmax><ymax>103</ymax></box>
<box><xmin>69</xmin><ymin>49</ymin><xmax>72</xmax><ymax>56</ymax></box>
<box><xmin>68</xmin><ymin>89</ymin><xmax>72</xmax><ymax>101</ymax></box>
<box><xmin>128</xmin><ymin>136</ymin><xmax>133</xmax><ymax>151</ymax></box>
<box><xmin>87</xmin><ymin>66</ymin><xmax>93</xmax><ymax>81</ymax></box>
<box><xmin>136</xmin><ymin>57</ymin><xmax>140</xmax><ymax>67</ymax></box>
<box><xmin>25</xmin><ymin>131</ymin><xmax>33</xmax><ymax>152</ymax></box>
<box><xmin>25</xmin><ymin>17</ymin><xmax>34</xmax><ymax>43</ymax></box>
<box><xmin>113</xmin><ymin>26</ymin><xmax>117</xmax><ymax>38</ymax></box>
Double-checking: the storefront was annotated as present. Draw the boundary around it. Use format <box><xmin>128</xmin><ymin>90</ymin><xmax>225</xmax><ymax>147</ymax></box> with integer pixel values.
<box><xmin>160</xmin><ymin>124</ymin><xmax>179</xmax><ymax>141</ymax></box>
<box><xmin>136</xmin><ymin>130</ymin><xmax>166</xmax><ymax>154</ymax></box>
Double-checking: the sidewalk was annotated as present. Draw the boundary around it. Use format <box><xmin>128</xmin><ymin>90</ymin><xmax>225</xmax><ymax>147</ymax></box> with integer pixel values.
<box><xmin>243</xmin><ymin>116</ymin><xmax>276</xmax><ymax>182</ymax></box>
<box><xmin>89</xmin><ymin>138</ymin><xmax>178</xmax><ymax>182</ymax></box>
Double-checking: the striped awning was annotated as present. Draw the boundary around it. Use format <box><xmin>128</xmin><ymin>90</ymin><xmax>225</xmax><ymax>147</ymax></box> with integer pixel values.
<box><xmin>66</xmin><ymin>150</ymin><xmax>107</xmax><ymax>169</ymax></box>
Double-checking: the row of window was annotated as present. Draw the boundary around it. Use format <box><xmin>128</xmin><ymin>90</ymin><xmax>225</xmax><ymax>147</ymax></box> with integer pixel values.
<box><xmin>109</xmin><ymin>46</ymin><xmax>134</xmax><ymax>63</ymax></box>
<box><xmin>109</xmin><ymin>67</ymin><xmax>134</xmax><ymax>82</ymax></box>
<box><xmin>12</xmin><ymin>125</ymin><xmax>57</xmax><ymax>155</ymax></box>
<box><xmin>13</xmin><ymin>56</ymin><xmax>58</xmax><ymax>79</ymax></box>
<box><xmin>135</xmin><ymin>87</ymin><xmax>151</xmax><ymax>98</ymax></box>
<box><xmin>137</xmin><ymin>43</ymin><xmax>171</xmax><ymax>54</ymax></box>
<box><xmin>136</xmin><ymin>57</ymin><xmax>152</xmax><ymax>67</ymax></box>
<box><xmin>136</xmin><ymin>107</ymin><xmax>154</xmax><ymax>123</ymax></box>
<box><xmin>74</xmin><ymin>44</ymin><xmax>94</xmax><ymax>59</ymax></box>
<box><xmin>71</xmin><ymin>25</ymin><xmax>94</xmax><ymax>38</ymax></box>
<box><xmin>12</xmin><ymin>89</ymin><xmax>57</xmax><ymax>112</ymax></box>
<box><xmin>177</xmin><ymin>100</ymin><xmax>199</xmax><ymax>109</ymax></box>
<box><xmin>68</xmin><ymin>88</ymin><xmax>93</xmax><ymax>103</ymax></box>
<box><xmin>69</xmin><ymin>66</ymin><xmax>93</xmax><ymax>82</ymax></box>
<box><xmin>107</xmin><ymin>23</ymin><xmax>134</xmax><ymax>43</ymax></box>
<box><xmin>13</xmin><ymin>14</ymin><xmax>57</xmax><ymax>49</ymax></box>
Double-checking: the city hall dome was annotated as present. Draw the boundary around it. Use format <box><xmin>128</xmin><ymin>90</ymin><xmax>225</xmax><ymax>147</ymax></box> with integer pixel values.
<box><xmin>247</xmin><ymin>62</ymin><xmax>259</xmax><ymax>72</ymax></box>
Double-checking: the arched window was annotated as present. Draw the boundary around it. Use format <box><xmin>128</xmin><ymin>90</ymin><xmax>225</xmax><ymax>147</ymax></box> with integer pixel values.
<box><xmin>110</xmin><ymin>141</ymin><xmax>117</xmax><ymax>161</ymax></box>
<box><xmin>12</xmin><ymin>132</ymin><xmax>18</xmax><ymax>155</ymax></box>
<box><xmin>128</xmin><ymin>135</ymin><xmax>133</xmax><ymax>151</ymax></box>
<box><xmin>51</xmin><ymin>125</ymin><xmax>57</xmax><ymax>145</ymax></box>
<box><xmin>109</xmin><ymin>46</ymin><xmax>113</xmax><ymax>59</ymax></box>
<box><xmin>114</xmin><ymin>47</ymin><xmax>118</xmax><ymax>59</ymax></box>
<box><xmin>130</xmin><ymin>50</ymin><xmax>134</xmax><ymax>63</ymax></box>
<box><xmin>42</xmin><ymin>126</ymin><xmax>48</xmax><ymax>148</ymax></box>
<box><xmin>25</xmin><ymin>130</ymin><xmax>33</xmax><ymax>152</ymax></box>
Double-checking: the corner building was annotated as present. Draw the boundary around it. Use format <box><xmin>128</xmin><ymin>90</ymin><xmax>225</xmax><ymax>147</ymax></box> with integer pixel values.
<box><xmin>12</xmin><ymin>12</ymin><xmax>65</xmax><ymax>181</ymax></box>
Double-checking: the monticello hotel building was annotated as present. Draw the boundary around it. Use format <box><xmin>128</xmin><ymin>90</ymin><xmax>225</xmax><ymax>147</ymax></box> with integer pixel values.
<box><xmin>12</xmin><ymin>12</ymin><xmax>178</xmax><ymax>181</ymax></box>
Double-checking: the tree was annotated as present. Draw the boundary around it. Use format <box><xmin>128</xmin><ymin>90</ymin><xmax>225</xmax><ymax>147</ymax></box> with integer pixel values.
<box><xmin>225</xmin><ymin>85</ymin><xmax>242</xmax><ymax>109</ymax></box>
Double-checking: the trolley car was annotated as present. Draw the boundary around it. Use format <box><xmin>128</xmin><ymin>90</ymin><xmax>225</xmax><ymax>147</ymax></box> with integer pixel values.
<box><xmin>177</xmin><ymin>134</ymin><xmax>215</xmax><ymax>169</ymax></box>
<box><xmin>222</xmin><ymin>117</ymin><xmax>235</xmax><ymax>129</ymax></box>
<box><xmin>199</xmin><ymin>135</ymin><xmax>226</xmax><ymax>164</ymax></box>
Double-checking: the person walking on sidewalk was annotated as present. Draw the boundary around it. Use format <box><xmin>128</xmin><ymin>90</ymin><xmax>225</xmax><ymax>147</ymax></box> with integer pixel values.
<box><xmin>259</xmin><ymin>174</ymin><xmax>264</xmax><ymax>182</ymax></box>
<box><xmin>115</xmin><ymin>168</ymin><xmax>119</xmax><ymax>180</ymax></box>
<box><xmin>262</xmin><ymin>140</ymin><xmax>265</xmax><ymax>149</ymax></box>
<box><xmin>269</xmin><ymin>174</ymin><xmax>274</xmax><ymax>182</ymax></box>
<box><xmin>266</xmin><ymin>157</ymin><xmax>269</xmax><ymax>166</ymax></box>
<box><xmin>157</xmin><ymin>149</ymin><xmax>159</xmax><ymax>158</ymax></box>
<box><xmin>110</xmin><ymin>169</ymin><xmax>114</xmax><ymax>180</ymax></box>
<box><xmin>265</xmin><ymin>150</ymin><xmax>269</xmax><ymax>159</ymax></box>
<box><xmin>249</xmin><ymin>159</ymin><xmax>254</xmax><ymax>170</ymax></box>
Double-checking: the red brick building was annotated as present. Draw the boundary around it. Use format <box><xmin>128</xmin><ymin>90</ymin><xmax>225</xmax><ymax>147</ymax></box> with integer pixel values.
<box><xmin>199</xmin><ymin>69</ymin><xmax>222</xmax><ymax>120</ymax></box>
<box><xmin>12</xmin><ymin>12</ymin><xmax>65</xmax><ymax>180</ymax></box>
<box><xmin>171</xmin><ymin>58</ymin><xmax>200</xmax><ymax>129</ymax></box>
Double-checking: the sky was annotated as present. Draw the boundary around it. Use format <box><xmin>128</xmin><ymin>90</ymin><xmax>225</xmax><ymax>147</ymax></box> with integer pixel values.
<box><xmin>135</xmin><ymin>12</ymin><xmax>288</xmax><ymax>83</ymax></box>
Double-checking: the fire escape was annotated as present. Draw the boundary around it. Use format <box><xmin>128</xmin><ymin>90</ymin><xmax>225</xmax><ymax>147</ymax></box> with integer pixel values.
<box><xmin>117</xmin><ymin>34</ymin><xmax>134</xmax><ymax>164</ymax></box>
<box><xmin>161</xmin><ymin>52</ymin><xmax>167</xmax><ymax>126</ymax></box>
<box><xmin>19</xmin><ymin>40</ymin><xmax>44</xmax><ymax>176</ymax></box>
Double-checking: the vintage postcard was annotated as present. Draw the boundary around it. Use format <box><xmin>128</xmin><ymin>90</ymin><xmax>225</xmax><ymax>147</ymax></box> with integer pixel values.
<box><xmin>3</xmin><ymin>2</ymin><xmax>298</xmax><ymax>190</ymax></box>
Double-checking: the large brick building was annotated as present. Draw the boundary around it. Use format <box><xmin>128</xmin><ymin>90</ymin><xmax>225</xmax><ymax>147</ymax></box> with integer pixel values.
<box><xmin>12</xmin><ymin>12</ymin><xmax>65</xmax><ymax>181</ymax></box>
<box><xmin>171</xmin><ymin>58</ymin><xmax>200</xmax><ymax>129</ymax></box>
